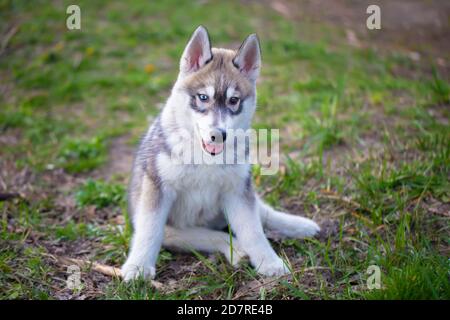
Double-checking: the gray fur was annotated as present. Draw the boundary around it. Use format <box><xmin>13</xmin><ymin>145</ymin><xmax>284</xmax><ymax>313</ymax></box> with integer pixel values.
<box><xmin>128</xmin><ymin>116</ymin><xmax>170</xmax><ymax>217</ymax></box>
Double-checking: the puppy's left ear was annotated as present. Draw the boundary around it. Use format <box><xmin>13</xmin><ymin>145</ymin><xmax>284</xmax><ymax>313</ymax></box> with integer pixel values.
<box><xmin>233</xmin><ymin>34</ymin><xmax>261</xmax><ymax>82</ymax></box>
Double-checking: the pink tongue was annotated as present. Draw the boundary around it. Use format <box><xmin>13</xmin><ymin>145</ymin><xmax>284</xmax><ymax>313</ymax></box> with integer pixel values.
<box><xmin>204</xmin><ymin>142</ymin><xmax>224</xmax><ymax>154</ymax></box>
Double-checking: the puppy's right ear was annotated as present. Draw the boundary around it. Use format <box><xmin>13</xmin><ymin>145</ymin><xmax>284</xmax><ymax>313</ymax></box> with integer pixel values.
<box><xmin>180</xmin><ymin>26</ymin><xmax>212</xmax><ymax>75</ymax></box>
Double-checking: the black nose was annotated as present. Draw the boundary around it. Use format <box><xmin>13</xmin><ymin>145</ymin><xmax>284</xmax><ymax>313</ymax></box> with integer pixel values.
<box><xmin>210</xmin><ymin>129</ymin><xmax>227</xmax><ymax>142</ymax></box>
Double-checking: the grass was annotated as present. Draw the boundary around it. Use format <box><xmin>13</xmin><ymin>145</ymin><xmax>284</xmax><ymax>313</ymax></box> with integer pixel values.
<box><xmin>365</xmin><ymin>251</ymin><xmax>450</xmax><ymax>300</ymax></box>
<box><xmin>75</xmin><ymin>179</ymin><xmax>125</xmax><ymax>209</ymax></box>
<box><xmin>430</xmin><ymin>68</ymin><xmax>450</xmax><ymax>104</ymax></box>
<box><xmin>58</xmin><ymin>137</ymin><xmax>108</xmax><ymax>173</ymax></box>
<box><xmin>0</xmin><ymin>0</ymin><xmax>449</xmax><ymax>300</ymax></box>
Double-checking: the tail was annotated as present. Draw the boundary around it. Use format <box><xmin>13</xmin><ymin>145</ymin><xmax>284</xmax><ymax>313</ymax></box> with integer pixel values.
<box><xmin>257</xmin><ymin>196</ymin><xmax>320</xmax><ymax>238</ymax></box>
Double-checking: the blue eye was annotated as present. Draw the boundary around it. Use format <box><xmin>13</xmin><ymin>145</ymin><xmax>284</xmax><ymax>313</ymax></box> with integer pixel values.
<box><xmin>198</xmin><ymin>94</ymin><xmax>209</xmax><ymax>102</ymax></box>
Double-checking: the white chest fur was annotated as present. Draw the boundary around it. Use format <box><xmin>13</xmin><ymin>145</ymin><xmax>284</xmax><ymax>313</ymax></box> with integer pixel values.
<box><xmin>157</xmin><ymin>153</ymin><xmax>249</xmax><ymax>228</ymax></box>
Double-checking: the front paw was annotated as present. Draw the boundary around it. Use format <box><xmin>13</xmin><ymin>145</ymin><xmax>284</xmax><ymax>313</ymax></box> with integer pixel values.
<box><xmin>121</xmin><ymin>261</ymin><xmax>156</xmax><ymax>282</ymax></box>
<box><xmin>256</xmin><ymin>257</ymin><xmax>289</xmax><ymax>277</ymax></box>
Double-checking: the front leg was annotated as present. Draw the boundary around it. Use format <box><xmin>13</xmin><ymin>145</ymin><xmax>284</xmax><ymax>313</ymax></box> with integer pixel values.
<box><xmin>223</xmin><ymin>192</ymin><xmax>288</xmax><ymax>277</ymax></box>
<box><xmin>121</xmin><ymin>183</ymin><xmax>175</xmax><ymax>281</ymax></box>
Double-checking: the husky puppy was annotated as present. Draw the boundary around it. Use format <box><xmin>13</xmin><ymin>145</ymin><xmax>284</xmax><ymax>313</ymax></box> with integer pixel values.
<box><xmin>121</xmin><ymin>26</ymin><xmax>320</xmax><ymax>281</ymax></box>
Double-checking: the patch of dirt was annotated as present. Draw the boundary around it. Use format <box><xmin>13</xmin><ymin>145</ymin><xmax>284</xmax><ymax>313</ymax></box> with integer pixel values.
<box><xmin>269</xmin><ymin>0</ymin><xmax>450</xmax><ymax>74</ymax></box>
<box><xmin>0</xmin><ymin>158</ymin><xmax>37</xmax><ymax>198</ymax></box>
<box><xmin>96</xmin><ymin>135</ymin><xmax>135</xmax><ymax>182</ymax></box>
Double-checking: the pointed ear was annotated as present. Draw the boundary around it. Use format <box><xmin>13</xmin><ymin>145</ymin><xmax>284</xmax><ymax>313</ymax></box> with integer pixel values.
<box><xmin>180</xmin><ymin>26</ymin><xmax>212</xmax><ymax>74</ymax></box>
<box><xmin>233</xmin><ymin>34</ymin><xmax>261</xmax><ymax>82</ymax></box>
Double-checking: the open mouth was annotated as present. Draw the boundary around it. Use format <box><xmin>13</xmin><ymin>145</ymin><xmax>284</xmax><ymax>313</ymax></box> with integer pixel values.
<box><xmin>201</xmin><ymin>139</ymin><xmax>224</xmax><ymax>156</ymax></box>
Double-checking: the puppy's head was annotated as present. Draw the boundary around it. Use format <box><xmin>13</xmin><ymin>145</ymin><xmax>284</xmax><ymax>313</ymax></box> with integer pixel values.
<box><xmin>174</xmin><ymin>26</ymin><xmax>261</xmax><ymax>156</ymax></box>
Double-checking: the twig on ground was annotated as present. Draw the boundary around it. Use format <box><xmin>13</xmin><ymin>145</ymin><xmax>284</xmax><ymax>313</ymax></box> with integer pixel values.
<box><xmin>46</xmin><ymin>254</ymin><xmax>164</xmax><ymax>290</ymax></box>
<box><xmin>318</xmin><ymin>191</ymin><xmax>362</xmax><ymax>210</ymax></box>
<box><xmin>0</xmin><ymin>23</ymin><xmax>20</xmax><ymax>56</ymax></box>
<box><xmin>45</xmin><ymin>254</ymin><xmax>121</xmax><ymax>277</ymax></box>
<box><xmin>428</xmin><ymin>207</ymin><xmax>450</xmax><ymax>217</ymax></box>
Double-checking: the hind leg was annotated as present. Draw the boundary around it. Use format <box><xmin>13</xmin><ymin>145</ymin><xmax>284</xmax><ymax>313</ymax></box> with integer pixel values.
<box><xmin>163</xmin><ymin>226</ymin><xmax>246</xmax><ymax>266</ymax></box>
<box><xmin>258</xmin><ymin>197</ymin><xmax>320</xmax><ymax>238</ymax></box>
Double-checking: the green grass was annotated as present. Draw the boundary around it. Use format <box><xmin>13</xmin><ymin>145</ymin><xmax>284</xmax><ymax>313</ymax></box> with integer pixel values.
<box><xmin>58</xmin><ymin>137</ymin><xmax>107</xmax><ymax>173</ymax></box>
<box><xmin>365</xmin><ymin>251</ymin><xmax>450</xmax><ymax>299</ymax></box>
<box><xmin>0</xmin><ymin>0</ymin><xmax>449</xmax><ymax>300</ymax></box>
<box><xmin>430</xmin><ymin>68</ymin><xmax>450</xmax><ymax>104</ymax></box>
<box><xmin>75</xmin><ymin>179</ymin><xmax>125</xmax><ymax>209</ymax></box>
<box><xmin>0</xmin><ymin>245</ymin><xmax>54</xmax><ymax>299</ymax></box>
